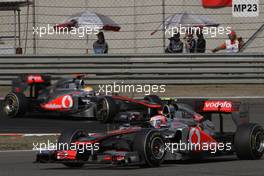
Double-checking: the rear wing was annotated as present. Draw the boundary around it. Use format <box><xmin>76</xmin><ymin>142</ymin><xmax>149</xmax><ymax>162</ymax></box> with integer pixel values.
<box><xmin>195</xmin><ymin>100</ymin><xmax>240</xmax><ymax>113</ymax></box>
<box><xmin>12</xmin><ymin>74</ymin><xmax>51</xmax><ymax>94</ymax></box>
<box><xmin>162</xmin><ymin>98</ymin><xmax>240</xmax><ymax>113</ymax></box>
<box><xmin>161</xmin><ymin>97</ymin><xmax>248</xmax><ymax>131</ymax></box>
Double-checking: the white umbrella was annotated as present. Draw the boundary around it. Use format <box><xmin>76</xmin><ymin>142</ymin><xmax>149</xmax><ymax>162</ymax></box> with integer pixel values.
<box><xmin>55</xmin><ymin>11</ymin><xmax>120</xmax><ymax>32</ymax></box>
<box><xmin>151</xmin><ymin>12</ymin><xmax>219</xmax><ymax>35</ymax></box>
<box><xmin>54</xmin><ymin>11</ymin><xmax>120</xmax><ymax>54</ymax></box>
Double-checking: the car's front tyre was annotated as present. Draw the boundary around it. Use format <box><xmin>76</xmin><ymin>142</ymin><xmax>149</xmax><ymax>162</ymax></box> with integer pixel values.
<box><xmin>133</xmin><ymin>129</ymin><xmax>166</xmax><ymax>167</ymax></box>
<box><xmin>58</xmin><ymin>129</ymin><xmax>88</xmax><ymax>168</ymax></box>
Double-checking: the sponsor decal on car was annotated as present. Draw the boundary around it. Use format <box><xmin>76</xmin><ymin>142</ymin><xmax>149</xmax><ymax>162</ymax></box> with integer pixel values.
<box><xmin>189</xmin><ymin>127</ymin><xmax>201</xmax><ymax>144</ymax></box>
<box><xmin>41</xmin><ymin>94</ymin><xmax>73</xmax><ymax>110</ymax></box>
<box><xmin>61</xmin><ymin>95</ymin><xmax>73</xmax><ymax>109</ymax></box>
<box><xmin>203</xmin><ymin>100</ymin><xmax>232</xmax><ymax>112</ymax></box>
<box><xmin>27</xmin><ymin>75</ymin><xmax>44</xmax><ymax>84</ymax></box>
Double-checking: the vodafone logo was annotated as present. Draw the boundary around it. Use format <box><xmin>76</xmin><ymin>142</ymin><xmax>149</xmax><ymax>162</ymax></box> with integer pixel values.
<box><xmin>203</xmin><ymin>100</ymin><xmax>232</xmax><ymax>112</ymax></box>
<box><xmin>62</xmin><ymin>95</ymin><xmax>73</xmax><ymax>109</ymax></box>
<box><xmin>27</xmin><ymin>75</ymin><xmax>44</xmax><ymax>83</ymax></box>
<box><xmin>205</xmin><ymin>101</ymin><xmax>232</xmax><ymax>108</ymax></box>
<box><xmin>41</xmin><ymin>94</ymin><xmax>74</xmax><ymax>110</ymax></box>
<box><xmin>189</xmin><ymin>127</ymin><xmax>201</xmax><ymax>144</ymax></box>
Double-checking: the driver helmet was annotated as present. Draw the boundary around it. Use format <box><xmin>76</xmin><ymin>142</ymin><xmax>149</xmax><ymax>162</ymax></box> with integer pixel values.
<box><xmin>83</xmin><ymin>85</ymin><xmax>94</xmax><ymax>92</ymax></box>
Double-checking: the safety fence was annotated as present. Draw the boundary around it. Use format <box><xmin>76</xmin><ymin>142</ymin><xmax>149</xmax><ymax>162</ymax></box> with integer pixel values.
<box><xmin>0</xmin><ymin>0</ymin><xmax>263</xmax><ymax>54</ymax></box>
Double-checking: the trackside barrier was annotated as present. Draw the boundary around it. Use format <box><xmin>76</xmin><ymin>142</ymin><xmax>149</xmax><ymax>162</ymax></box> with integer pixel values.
<box><xmin>0</xmin><ymin>54</ymin><xmax>263</xmax><ymax>85</ymax></box>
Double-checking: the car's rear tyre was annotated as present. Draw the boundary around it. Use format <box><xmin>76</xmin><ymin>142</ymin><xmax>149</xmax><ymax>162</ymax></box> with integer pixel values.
<box><xmin>2</xmin><ymin>92</ymin><xmax>28</xmax><ymax>118</ymax></box>
<box><xmin>234</xmin><ymin>123</ymin><xmax>264</xmax><ymax>160</ymax></box>
<box><xmin>58</xmin><ymin>129</ymin><xmax>88</xmax><ymax>168</ymax></box>
<box><xmin>133</xmin><ymin>129</ymin><xmax>166</xmax><ymax>167</ymax></box>
<box><xmin>144</xmin><ymin>95</ymin><xmax>162</xmax><ymax>106</ymax></box>
<box><xmin>96</xmin><ymin>96</ymin><xmax>117</xmax><ymax>123</ymax></box>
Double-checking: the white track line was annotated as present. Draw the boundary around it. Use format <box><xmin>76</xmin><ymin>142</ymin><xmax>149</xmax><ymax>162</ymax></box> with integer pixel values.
<box><xmin>23</xmin><ymin>133</ymin><xmax>60</xmax><ymax>137</ymax></box>
<box><xmin>0</xmin><ymin>133</ymin><xmax>60</xmax><ymax>137</ymax></box>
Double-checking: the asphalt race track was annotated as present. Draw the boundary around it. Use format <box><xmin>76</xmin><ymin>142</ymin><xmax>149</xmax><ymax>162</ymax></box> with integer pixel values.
<box><xmin>0</xmin><ymin>151</ymin><xmax>263</xmax><ymax>176</ymax></box>
<box><xmin>0</xmin><ymin>113</ymin><xmax>108</xmax><ymax>133</ymax></box>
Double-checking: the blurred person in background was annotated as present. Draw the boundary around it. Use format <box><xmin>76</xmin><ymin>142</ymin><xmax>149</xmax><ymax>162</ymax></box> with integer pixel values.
<box><xmin>184</xmin><ymin>31</ymin><xmax>196</xmax><ymax>53</ymax></box>
<box><xmin>196</xmin><ymin>30</ymin><xmax>206</xmax><ymax>53</ymax></box>
<box><xmin>165</xmin><ymin>32</ymin><xmax>183</xmax><ymax>53</ymax></box>
<box><xmin>212</xmin><ymin>30</ymin><xmax>243</xmax><ymax>53</ymax></box>
<box><xmin>238</xmin><ymin>36</ymin><xmax>245</xmax><ymax>49</ymax></box>
<box><xmin>93</xmin><ymin>31</ymin><xmax>108</xmax><ymax>54</ymax></box>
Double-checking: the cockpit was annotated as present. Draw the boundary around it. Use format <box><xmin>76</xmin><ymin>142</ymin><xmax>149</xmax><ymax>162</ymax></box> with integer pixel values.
<box><xmin>55</xmin><ymin>78</ymin><xmax>85</xmax><ymax>90</ymax></box>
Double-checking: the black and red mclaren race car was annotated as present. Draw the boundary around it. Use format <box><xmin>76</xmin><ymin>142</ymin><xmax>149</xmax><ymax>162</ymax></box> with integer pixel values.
<box><xmin>1</xmin><ymin>74</ymin><xmax>163</xmax><ymax>120</ymax></box>
<box><xmin>0</xmin><ymin>74</ymin><xmax>256</xmax><ymax>128</ymax></box>
<box><xmin>35</xmin><ymin>100</ymin><xmax>264</xmax><ymax>168</ymax></box>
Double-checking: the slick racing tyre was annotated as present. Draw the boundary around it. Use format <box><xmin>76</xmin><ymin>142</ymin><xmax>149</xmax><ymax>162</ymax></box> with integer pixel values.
<box><xmin>96</xmin><ymin>96</ymin><xmax>117</xmax><ymax>123</ymax></box>
<box><xmin>133</xmin><ymin>129</ymin><xmax>166</xmax><ymax>167</ymax></box>
<box><xmin>144</xmin><ymin>95</ymin><xmax>163</xmax><ymax>106</ymax></box>
<box><xmin>234</xmin><ymin>123</ymin><xmax>264</xmax><ymax>160</ymax></box>
<box><xmin>58</xmin><ymin>129</ymin><xmax>88</xmax><ymax>168</ymax></box>
<box><xmin>2</xmin><ymin>92</ymin><xmax>28</xmax><ymax>118</ymax></box>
